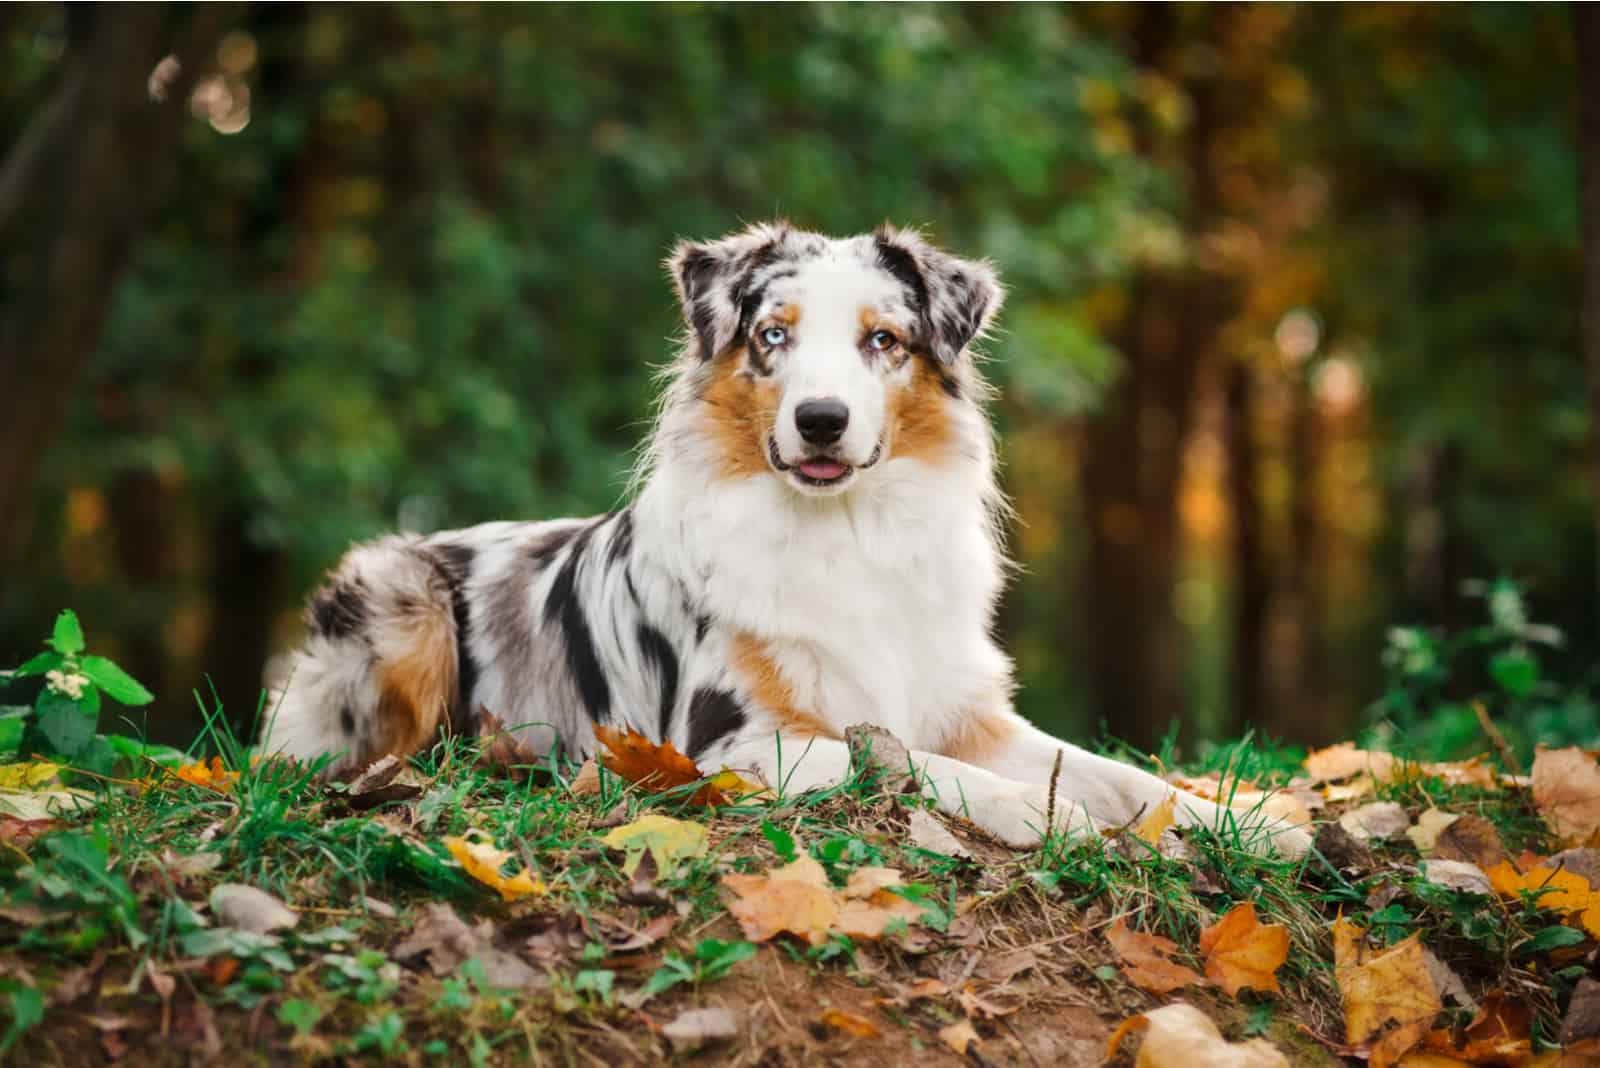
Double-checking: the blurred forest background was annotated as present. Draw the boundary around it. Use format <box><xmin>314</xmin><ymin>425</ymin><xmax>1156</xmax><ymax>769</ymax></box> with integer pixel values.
<box><xmin>3</xmin><ymin>4</ymin><xmax>1597</xmax><ymax>758</ymax></box>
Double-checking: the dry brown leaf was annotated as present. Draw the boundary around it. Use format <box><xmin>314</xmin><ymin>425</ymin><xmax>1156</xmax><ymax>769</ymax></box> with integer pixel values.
<box><xmin>594</xmin><ymin>725</ymin><xmax>730</xmax><ymax>805</ymax></box>
<box><xmin>842</xmin><ymin>867</ymin><xmax>904</xmax><ymax>899</ymax></box>
<box><xmin>1105</xmin><ymin>917</ymin><xmax>1206</xmax><ymax>994</ymax></box>
<box><xmin>1419</xmin><ymin>988</ymin><xmax>1531</xmax><ymax>1064</ymax></box>
<box><xmin>938</xmin><ymin>1019</ymin><xmax>980</xmax><ymax>1055</ymax></box>
<box><xmin>1339</xmin><ymin>801</ymin><xmax>1411</xmax><ymax>842</ymax></box>
<box><xmin>209</xmin><ymin>884</ymin><xmax>298</xmax><ymax>934</ymax></box>
<box><xmin>723</xmin><ymin>856</ymin><xmax>839</xmax><ymax>946</ymax></box>
<box><xmin>391</xmin><ymin>904</ymin><xmax>542</xmax><ymax>989</ymax></box>
<box><xmin>836</xmin><ymin>891</ymin><xmax>923</xmax><ymax>940</ymax></box>
<box><xmin>569</xmin><ymin>759</ymin><xmax>601</xmax><ymax>796</ymax></box>
<box><xmin>1199</xmin><ymin>902</ymin><xmax>1288</xmax><ymax>998</ymax></box>
<box><xmin>476</xmin><ymin>708</ymin><xmax>549</xmax><ymax>780</ymax></box>
<box><xmin>1406</xmin><ymin>810</ymin><xmax>1461</xmax><ymax>853</ymax></box>
<box><xmin>1306</xmin><ymin>743</ymin><xmax>1397</xmax><ymax>784</ymax></box>
<box><xmin>1135</xmin><ymin>793</ymin><xmax>1178</xmax><ymax>844</ymax></box>
<box><xmin>662</xmin><ymin>1007</ymin><xmax>738</xmax><ymax>1053</ymax></box>
<box><xmin>1532</xmin><ymin>746</ymin><xmax>1600</xmax><ymax>847</ymax></box>
<box><xmin>1332</xmin><ymin>919</ymin><xmax>1442</xmax><ymax>1068</ymax></box>
<box><xmin>1106</xmin><ymin>1003</ymin><xmax>1289</xmax><ymax>1067</ymax></box>
<box><xmin>1420</xmin><ymin>860</ymin><xmax>1492</xmax><ymax>896</ymax></box>
<box><xmin>906</xmin><ymin>808</ymin><xmax>972</xmax><ymax>859</ymax></box>
<box><xmin>819</xmin><ymin>1008</ymin><xmax>880</xmax><ymax>1039</ymax></box>
<box><xmin>1431</xmin><ymin>815</ymin><xmax>1506</xmax><ymax>869</ymax></box>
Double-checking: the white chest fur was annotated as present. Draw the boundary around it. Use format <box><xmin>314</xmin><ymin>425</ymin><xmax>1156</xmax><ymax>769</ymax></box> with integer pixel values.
<box><xmin>636</xmin><ymin>451</ymin><xmax>1010</xmax><ymax>751</ymax></box>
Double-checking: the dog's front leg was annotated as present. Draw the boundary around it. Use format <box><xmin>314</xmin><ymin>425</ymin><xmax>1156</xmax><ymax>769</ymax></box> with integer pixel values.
<box><xmin>719</xmin><ymin>732</ymin><xmax>1102</xmax><ymax>848</ymax></box>
<box><xmin>947</xmin><ymin>711</ymin><xmax>1312</xmax><ymax>857</ymax></box>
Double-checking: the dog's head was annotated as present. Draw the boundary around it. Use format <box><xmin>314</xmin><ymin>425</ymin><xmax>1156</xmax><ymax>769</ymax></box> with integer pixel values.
<box><xmin>668</xmin><ymin>223</ymin><xmax>1002</xmax><ymax>496</ymax></box>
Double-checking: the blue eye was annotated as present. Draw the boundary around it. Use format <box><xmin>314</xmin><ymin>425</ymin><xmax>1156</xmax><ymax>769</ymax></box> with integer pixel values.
<box><xmin>761</xmin><ymin>326</ymin><xmax>788</xmax><ymax>347</ymax></box>
<box><xmin>868</xmin><ymin>329</ymin><xmax>897</xmax><ymax>352</ymax></box>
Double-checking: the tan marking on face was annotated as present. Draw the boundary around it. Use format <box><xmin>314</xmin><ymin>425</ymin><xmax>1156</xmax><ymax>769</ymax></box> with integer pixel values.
<box><xmin>368</xmin><ymin>603</ymin><xmax>458</xmax><ymax>765</ymax></box>
<box><xmin>771</xmin><ymin>303</ymin><xmax>801</xmax><ymax>328</ymax></box>
<box><xmin>858</xmin><ymin>307</ymin><xmax>904</xmax><ymax>345</ymax></box>
<box><xmin>701</xmin><ymin>353</ymin><xmax>780</xmax><ymax>480</ymax></box>
<box><xmin>938</xmin><ymin>706</ymin><xmax>1018</xmax><ymax>765</ymax></box>
<box><xmin>730</xmin><ymin>632</ymin><xmax>838</xmax><ymax>740</ymax></box>
<box><xmin>886</xmin><ymin>357</ymin><xmax>954</xmax><ymax>464</ymax></box>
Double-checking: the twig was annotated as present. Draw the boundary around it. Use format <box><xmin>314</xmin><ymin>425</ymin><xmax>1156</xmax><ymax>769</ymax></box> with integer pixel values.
<box><xmin>290</xmin><ymin>905</ymin><xmax>363</xmax><ymax>917</ymax></box>
<box><xmin>1473</xmin><ymin>700</ymin><xmax>1522</xmax><ymax>775</ymax></box>
<box><xmin>1046</xmin><ymin>748</ymin><xmax>1062</xmax><ymax>834</ymax></box>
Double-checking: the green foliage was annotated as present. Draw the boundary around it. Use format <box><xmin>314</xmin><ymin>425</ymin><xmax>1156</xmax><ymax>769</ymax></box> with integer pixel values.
<box><xmin>1373</xmin><ymin>578</ymin><xmax>1600</xmax><ymax>762</ymax></box>
<box><xmin>636</xmin><ymin>938</ymin><xmax>757</xmax><ymax>1002</ymax></box>
<box><xmin>2</xmin><ymin>610</ymin><xmax>182</xmax><ymax>777</ymax></box>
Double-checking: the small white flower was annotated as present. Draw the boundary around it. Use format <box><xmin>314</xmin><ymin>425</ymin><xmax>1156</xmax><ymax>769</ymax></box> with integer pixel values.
<box><xmin>45</xmin><ymin>669</ymin><xmax>88</xmax><ymax>700</ymax></box>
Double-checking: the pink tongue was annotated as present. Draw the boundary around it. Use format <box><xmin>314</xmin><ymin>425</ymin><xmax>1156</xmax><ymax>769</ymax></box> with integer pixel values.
<box><xmin>798</xmin><ymin>459</ymin><xmax>848</xmax><ymax>481</ymax></box>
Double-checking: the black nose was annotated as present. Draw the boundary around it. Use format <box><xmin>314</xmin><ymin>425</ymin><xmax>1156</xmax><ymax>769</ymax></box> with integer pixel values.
<box><xmin>794</xmin><ymin>398</ymin><xmax>849</xmax><ymax>446</ymax></box>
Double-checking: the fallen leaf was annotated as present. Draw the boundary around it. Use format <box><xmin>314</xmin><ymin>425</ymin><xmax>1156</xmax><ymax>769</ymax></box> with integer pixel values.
<box><xmin>1420</xmin><ymin>988</ymin><xmax>1531</xmax><ymax>1063</ymax></box>
<box><xmin>0</xmin><ymin>762</ymin><xmax>64</xmax><ymax>789</ymax></box>
<box><xmin>906</xmin><ymin>808</ymin><xmax>972</xmax><ymax>859</ymax></box>
<box><xmin>159</xmin><ymin>848</ymin><xmax>222</xmax><ymax>879</ymax></box>
<box><xmin>1430</xmin><ymin>815</ymin><xmax>1506</xmax><ymax>869</ymax></box>
<box><xmin>956</xmin><ymin>983</ymin><xmax>1021</xmax><ymax>1019</ymax></box>
<box><xmin>0</xmin><ymin>817</ymin><xmax>59</xmax><ymax>851</ymax></box>
<box><xmin>1332</xmin><ymin>919</ymin><xmax>1441</xmax><ymax>1068</ymax></box>
<box><xmin>1105</xmin><ymin>917</ymin><xmax>1206</xmax><ymax>993</ymax></box>
<box><xmin>569</xmin><ymin>758</ymin><xmax>601</xmax><ymax>796</ymax></box>
<box><xmin>1420</xmin><ymin>948</ymin><xmax>1475</xmax><ymax>1012</ymax></box>
<box><xmin>819</xmin><ymin>1008</ymin><xmax>880</xmax><ymax>1039</ymax></box>
<box><xmin>662</xmin><ymin>1006</ymin><xmax>738</xmax><ymax>1053</ymax></box>
<box><xmin>173</xmin><ymin>757</ymin><xmax>239</xmax><ymax>794</ymax></box>
<box><xmin>835</xmin><ymin>886</ymin><xmax>923</xmax><ymax>941</ymax></box>
<box><xmin>1548</xmin><ymin>848</ymin><xmax>1600</xmax><ymax>886</ymax></box>
<box><xmin>723</xmin><ymin>856</ymin><xmax>839</xmax><ymax>946</ymax></box>
<box><xmin>1106</xmin><ymin>1002</ymin><xmax>1289</xmax><ymax>1067</ymax></box>
<box><xmin>391</xmin><ymin>903</ymin><xmax>542</xmax><ymax>988</ymax></box>
<box><xmin>975</xmin><ymin>950</ymin><xmax>1039</xmax><ymax>983</ymax></box>
<box><xmin>476</xmin><ymin>707</ymin><xmax>550</xmax><ymax>782</ymax></box>
<box><xmin>845</xmin><ymin>724</ymin><xmax>915</xmax><ymax>790</ymax></box>
<box><xmin>209</xmin><ymin>884</ymin><xmax>298</xmax><ymax>934</ymax></box>
<box><xmin>341</xmin><ymin>754</ymin><xmax>422</xmax><ymax>810</ymax></box>
<box><xmin>1199</xmin><ymin>903</ymin><xmax>1288</xmax><ymax>998</ymax></box>
<box><xmin>1306</xmin><ymin>743</ymin><xmax>1397</xmax><ymax>784</ymax></box>
<box><xmin>1135</xmin><ymin>793</ymin><xmax>1178</xmax><ymax>844</ymax></box>
<box><xmin>1420</xmin><ymin>859</ymin><xmax>1492</xmax><ymax>896</ymax></box>
<box><xmin>938</xmin><ymin>1019</ymin><xmax>980</xmax><ymax>1055</ymax></box>
<box><xmin>842</xmin><ymin>867</ymin><xmax>904</xmax><ymax>899</ymax></box>
<box><xmin>1532</xmin><ymin>747</ymin><xmax>1600</xmax><ymax>847</ymax></box>
<box><xmin>1407</xmin><ymin>810</ymin><xmax>1461</xmax><ymax>853</ymax></box>
<box><xmin>1562</xmin><ymin>977</ymin><xmax>1600</xmax><ymax>1055</ymax></box>
<box><xmin>444</xmin><ymin>835</ymin><xmax>546</xmax><ymax>900</ymax></box>
<box><xmin>593</xmin><ymin>724</ymin><xmax>728</xmax><ymax>805</ymax></box>
<box><xmin>599</xmin><ymin>813</ymin><xmax>709</xmax><ymax>878</ymax></box>
<box><xmin>1315</xmin><ymin>821</ymin><xmax>1376</xmax><ymax>875</ymax></box>
<box><xmin>1339</xmin><ymin>802</ymin><xmax>1411</xmax><ymax>842</ymax></box>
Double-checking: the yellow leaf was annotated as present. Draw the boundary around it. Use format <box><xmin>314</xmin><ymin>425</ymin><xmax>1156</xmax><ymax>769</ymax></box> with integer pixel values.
<box><xmin>444</xmin><ymin>835</ymin><xmax>545</xmax><ymax>900</ymax></box>
<box><xmin>599</xmin><ymin>813</ymin><xmax>709</xmax><ymax>877</ymax></box>
<box><xmin>1331</xmin><ymin>920</ymin><xmax>1441</xmax><ymax>1068</ymax></box>
<box><xmin>819</xmin><ymin>1008</ymin><xmax>880</xmax><ymax>1039</ymax></box>
<box><xmin>708</xmin><ymin>767</ymin><xmax>768</xmax><ymax>799</ymax></box>
<box><xmin>172</xmin><ymin>757</ymin><xmax>239</xmax><ymax>793</ymax></box>
<box><xmin>1199</xmin><ymin>903</ymin><xmax>1289</xmax><ymax>998</ymax></box>
<box><xmin>1135</xmin><ymin>793</ymin><xmax>1178</xmax><ymax>844</ymax></box>
<box><xmin>0</xmin><ymin>762</ymin><xmax>62</xmax><ymax>790</ymax></box>
<box><xmin>1106</xmin><ymin>1003</ymin><xmax>1289</xmax><ymax>1067</ymax></box>
<box><xmin>1405</xmin><ymin>810</ymin><xmax>1461</xmax><ymax>854</ymax></box>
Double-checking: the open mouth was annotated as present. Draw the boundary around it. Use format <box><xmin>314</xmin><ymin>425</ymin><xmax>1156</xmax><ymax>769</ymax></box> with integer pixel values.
<box><xmin>767</xmin><ymin>438</ymin><xmax>882</xmax><ymax>488</ymax></box>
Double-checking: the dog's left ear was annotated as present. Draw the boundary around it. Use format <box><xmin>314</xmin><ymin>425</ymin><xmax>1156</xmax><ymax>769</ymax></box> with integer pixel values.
<box><xmin>873</xmin><ymin>226</ymin><xmax>1004</xmax><ymax>364</ymax></box>
<box><xmin>667</xmin><ymin>222</ymin><xmax>792</xmax><ymax>360</ymax></box>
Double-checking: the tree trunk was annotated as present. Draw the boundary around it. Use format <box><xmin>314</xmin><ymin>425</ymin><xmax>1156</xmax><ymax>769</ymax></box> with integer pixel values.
<box><xmin>1224</xmin><ymin>359</ymin><xmax>1267</xmax><ymax>737</ymax></box>
<box><xmin>1577</xmin><ymin>4</ymin><xmax>1600</xmax><ymax>607</ymax></box>
<box><xmin>0</xmin><ymin>5</ymin><xmax>233</xmax><ymax>567</ymax></box>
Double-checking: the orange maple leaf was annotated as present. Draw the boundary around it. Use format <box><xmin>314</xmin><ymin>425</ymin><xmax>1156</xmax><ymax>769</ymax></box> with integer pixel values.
<box><xmin>172</xmin><ymin>757</ymin><xmax>239</xmax><ymax>793</ymax></box>
<box><xmin>1105</xmin><ymin>917</ymin><xmax>1206</xmax><ymax>994</ymax></box>
<box><xmin>1199</xmin><ymin>902</ymin><xmax>1289</xmax><ymax>997</ymax></box>
<box><xmin>723</xmin><ymin>856</ymin><xmax>839</xmax><ymax>945</ymax></box>
<box><xmin>1485</xmin><ymin>860</ymin><xmax>1600</xmax><ymax>937</ymax></box>
<box><xmin>593</xmin><ymin>724</ymin><xmax>733</xmax><ymax>806</ymax></box>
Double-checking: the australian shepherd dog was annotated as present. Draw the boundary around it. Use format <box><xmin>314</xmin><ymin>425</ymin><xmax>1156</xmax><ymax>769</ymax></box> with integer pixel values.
<box><xmin>262</xmin><ymin>222</ymin><xmax>1309</xmax><ymax>856</ymax></box>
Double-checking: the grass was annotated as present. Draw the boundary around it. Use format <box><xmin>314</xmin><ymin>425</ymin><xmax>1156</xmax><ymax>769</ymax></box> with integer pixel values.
<box><xmin>0</xmin><ymin>700</ymin><xmax>1583</xmax><ymax>1066</ymax></box>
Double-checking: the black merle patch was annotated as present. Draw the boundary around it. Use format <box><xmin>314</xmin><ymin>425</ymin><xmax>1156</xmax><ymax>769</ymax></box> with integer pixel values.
<box><xmin>340</xmin><ymin>705</ymin><xmax>356</xmax><ymax>737</ymax></box>
<box><xmin>544</xmin><ymin>522</ymin><xmax>612</xmax><ymax>724</ymax></box>
<box><xmin>635</xmin><ymin>623</ymin><xmax>680</xmax><ymax>741</ymax></box>
<box><xmin>687</xmin><ymin>687</ymin><xmax>746</xmax><ymax>760</ymax></box>
<box><xmin>874</xmin><ymin>235</ymin><xmax>929</xmax><ymax>316</ymax></box>
<box><xmin>483</xmin><ymin>523</ymin><xmax>584</xmax><ymax>669</ymax></box>
<box><xmin>606</xmin><ymin>508</ymin><xmax>633</xmax><ymax>566</ymax></box>
<box><xmin>311</xmin><ymin>581</ymin><xmax>368</xmax><ymax>640</ymax></box>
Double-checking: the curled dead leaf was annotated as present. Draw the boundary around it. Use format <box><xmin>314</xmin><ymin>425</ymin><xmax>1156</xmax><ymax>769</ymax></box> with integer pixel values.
<box><xmin>819</xmin><ymin>1008</ymin><xmax>880</xmax><ymax>1039</ymax></box>
<box><xmin>593</xmin><ymin>725</ymin><xmax>729</xmax><ymax>805</ymax></box>
<box><xmin>443</xmin><ymin>835</ymin><xmax>545</xmax><ymax>900</ymax></box>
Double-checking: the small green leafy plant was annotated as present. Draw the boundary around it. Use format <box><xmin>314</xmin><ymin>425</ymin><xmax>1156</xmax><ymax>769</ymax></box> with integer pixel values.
<box><xmin>2</xmin><ymin>609</ymin><xmax>172</xmax><ymax>773</ymax></box>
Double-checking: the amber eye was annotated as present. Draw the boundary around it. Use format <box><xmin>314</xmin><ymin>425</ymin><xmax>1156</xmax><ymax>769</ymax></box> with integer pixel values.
<box><xmin>761</xmin><ymin>326</ymin><xmax>788</xmax><ymax>347</ymax></box>
<box><xmin>868</xmin><ymin>329</ymin><xmax>898</xmax><ymax>352</ymax></box>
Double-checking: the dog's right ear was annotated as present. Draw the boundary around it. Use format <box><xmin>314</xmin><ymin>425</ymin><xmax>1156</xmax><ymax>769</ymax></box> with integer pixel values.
<box><xmin>667</xmin><ymin>222</ymin><xmax>792</xmax><ymax>359</ymax></box>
